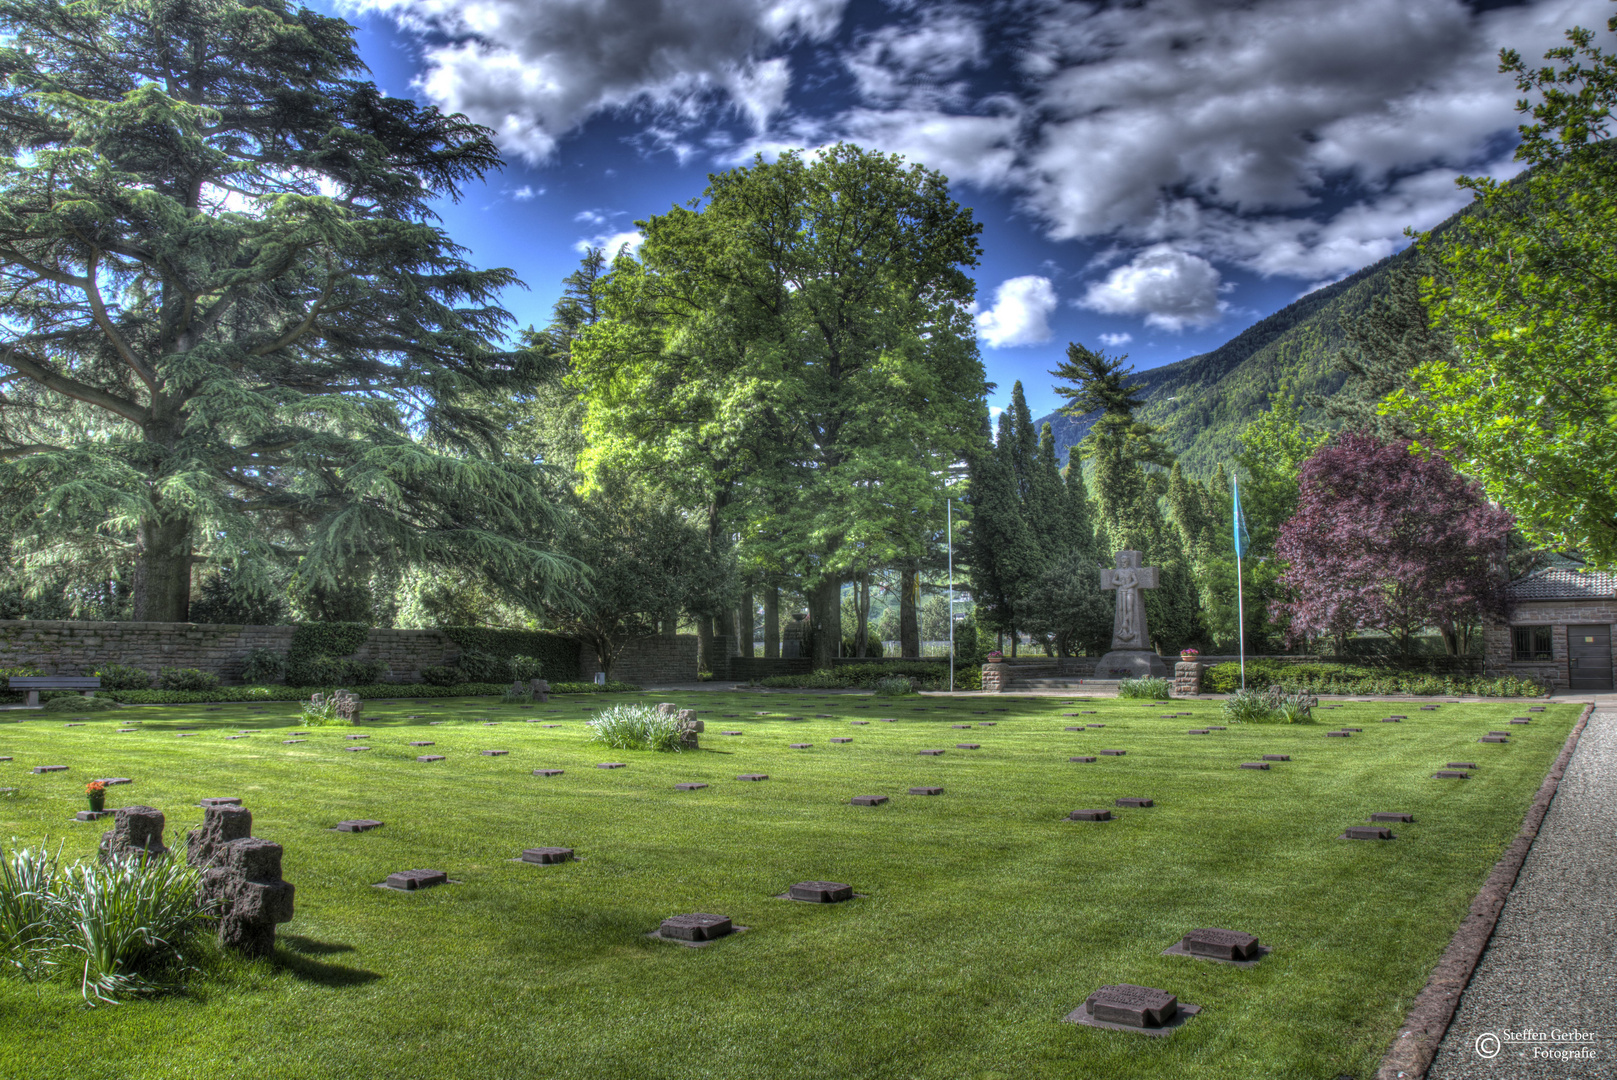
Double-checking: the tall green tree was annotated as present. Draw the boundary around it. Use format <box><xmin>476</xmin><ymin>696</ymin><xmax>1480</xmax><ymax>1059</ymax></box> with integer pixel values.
<box><xmin>571</xmin><ymin>144</ymin><xmax>986</xmax><ymax>668</ymax></box>
<box><xmin>1393</xmin><ymin>12</ymin><xmax>1617</xmax><ymax>566</ymax></box>
<box><xmin>0</xmin><ymin>0</ymin><xmax>575</xmax><ymax>620</ymax></box>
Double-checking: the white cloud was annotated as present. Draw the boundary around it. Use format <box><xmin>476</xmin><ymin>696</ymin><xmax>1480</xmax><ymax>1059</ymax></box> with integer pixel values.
<box><xmin>1077</xmin><ymin>245</ymin><xmax>1225</xmax><ymax>332</ymax></box>
<box><xmin>348</xmin><ymin>0</ymin><xmax>849</xmax><ymax>163</ymax></box>
<box><xmin>974</xmin><ymin>275</ymin><xmax>1058</xmax><ymax>348</ymax></box>
<box><xmin>576</xmin><ymin>230</ymin><xmax>645</xmax><ymax>258</ymax></box>
<box><xmin>510</xmin><ymin>185</ymin><xmax>539</xmax><ymax>200</ymax></box>
<box><xmin>1098</xmin><ymin>332</ymin><xmax>1133</xmax><ymax>348</ymax></box>
<box><xmin>844</xmin><ymin>11</ymin><xmax>985</xmax><ymax>109</ymax></box>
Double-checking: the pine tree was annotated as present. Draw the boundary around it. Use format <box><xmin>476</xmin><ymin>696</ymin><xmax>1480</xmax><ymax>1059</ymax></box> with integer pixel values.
<box><xmin>961</xmin><ymin>414</ymin><xmax>1040</xmax><ymax>643</ymax></box>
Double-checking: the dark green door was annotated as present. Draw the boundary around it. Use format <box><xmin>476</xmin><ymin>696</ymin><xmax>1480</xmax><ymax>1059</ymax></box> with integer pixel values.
<box><xmin>1569</xmin><ymin>625</ymin><xmax>1613</xmax><ymax>691</ymax></box>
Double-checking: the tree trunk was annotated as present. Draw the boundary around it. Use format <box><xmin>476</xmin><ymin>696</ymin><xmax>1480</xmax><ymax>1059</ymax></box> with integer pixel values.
<box><xmin>716</xmin><ymin>605</ymin><xmax>737</xmax><ymax>658</ymax></box>
<box><xmin>132</xmin><ymin>514</ymin><xmax>193</xmax><ymax>622</ymax></box>
<box><xmin>696</xmin><ymin>615</ymin><xmax>714</xmax><ymax>673</ymax></box>
<box><xmin>738</xmin><ymin>586</ymin><xmax>754</xmax><ymax>656</ymax></box>
<box><xmin>764</xmin><ymin>585</ymin><xmax>780</xmax><ymax>658</ymax></box>
<box><xmin>899</xmin><ymin>564</ymin><xmax>919</xmax><ymax>658</ymax></box>
<box><xmin>854</xmin><ymin>572</ymin><xmax>870</xmax><ymax>658</ymax></box>
<box><xmin>810</xmin><ymin>578</ymin><xmax>840</xmax><ymax>670</ymax></box>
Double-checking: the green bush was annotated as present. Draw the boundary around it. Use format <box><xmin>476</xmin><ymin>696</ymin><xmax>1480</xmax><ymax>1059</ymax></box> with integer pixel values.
<box><xmin>420</xmin><ymin>665</ymin><xmax>464</xmax><ymax>686</ymax></box>
<box><xmin>586</xmin><ymin>704</ymin><xmax>684</xmax><ymax>752</ymax></box>
<box><xmin>239</xmin><ymin>649</ymin><xmax>285</xmax><ymax>685</ymax></box>
<box><xmin>91</xmin><ymin>664</ymin><xmax>151</xmax><ymax>691</ymax></box>
<box><xmin>454</xmin><ymin>649</ymin><xmax>506</xmax><ymax>682</ymax></box>
<box><xmin>286</xmin><ymin>655</ymin><xmax>385</xmax><ymax>686</ymax></box>
<box><xmin>841</xmin><ymin>638</ymin><xmax>884</xmax><ymax>658</ymax></box>
<box><xmin>99</xmin><ymin>679</ymin><xmax>639</xmax><ymax>706</ymax></box>
<box><xmin>439</xmin><ymin>627</ymin><xmax>581</xmax><ymax>682</ymax></box>
<box><xmin>1222</xmin><ymin>686</ymin><xmax>1317</xmax><ymax>724</ymax></box>
<box><xmin>1203</xmin><ymin>660</ymin><xmax>1549</xmax><ymax>698</ymax></box>
<box><xmin>873</xmin><ymin>676</ymin><xmax>916</xmax><ymax>697</ymax></box>
<box><xmin>508</xmin><ymin>654</ymin><xmax>543</xmax><ymax>681</ymax></box>
<box><xmin>759</xmin><ymin>661</ymin><xmax>950</xmax><ymax>691</ymax></box>
<box><xmin>43</xmin><ymin>694</ymin><xmax>119</xmax><ymax>712</ymax></box>
<box><xmin>300</xmin><ymin>695</ymin><xmax>341</xmax><ymax>727</ymax></box>
<box><xmin>1117</xmin><ymin>677</ymin><xmax>1172</xmax><ymax>700</ymax></box>
<box><xmin>157</xmin><ymin>667</ymin><xmax>220</xmax><ymax>692</ymax></box>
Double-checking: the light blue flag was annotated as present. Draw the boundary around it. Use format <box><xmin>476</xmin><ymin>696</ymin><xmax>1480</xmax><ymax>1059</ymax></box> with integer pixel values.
<box><xmin>1232</xmin><ymin>474</ymin><xmax>1251</xmax><ymax>558</ymax></box>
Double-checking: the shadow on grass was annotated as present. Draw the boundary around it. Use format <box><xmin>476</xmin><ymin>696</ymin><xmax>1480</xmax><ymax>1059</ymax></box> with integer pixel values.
<box><xmin>273</xmin><ymin>937</ymin><xmax>382</xmax><ymax>988</ymax></box>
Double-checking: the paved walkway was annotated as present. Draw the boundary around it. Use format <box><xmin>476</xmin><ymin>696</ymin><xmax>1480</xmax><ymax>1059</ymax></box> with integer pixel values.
<box><xmin>1427</xmin><ymin>702</ymin><xmax>1617</xmax><ymax>1078</ymax></box>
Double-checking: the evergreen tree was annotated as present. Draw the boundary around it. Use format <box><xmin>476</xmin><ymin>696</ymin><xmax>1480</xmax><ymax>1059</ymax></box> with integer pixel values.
<box><xmin>960</xmin><ymin>414</ymin><xmax>1040</xmax><ymax>644</ymax></box>
<box><xmin>0</xmin><ymin>0</ymin><xmax>574</xmax><ymax>620</ymax></box>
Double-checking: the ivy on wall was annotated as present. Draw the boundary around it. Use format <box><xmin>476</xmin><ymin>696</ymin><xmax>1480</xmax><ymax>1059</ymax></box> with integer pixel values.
<box><xmin>287</xmin><ymin>623</ymin><xmax>372</xmax><ymax>661</ymax></box>
<box><xmin>439</xmin><ymin>627</ymin><xmax>582</xmax><ymax>683</ymax></box>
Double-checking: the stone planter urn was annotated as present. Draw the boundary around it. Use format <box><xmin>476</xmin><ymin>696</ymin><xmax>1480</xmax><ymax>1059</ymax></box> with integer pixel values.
<box><xmin>86</xmin><ymin>783</ymin><xmax>105</xmax><ymax>813</ymax></box>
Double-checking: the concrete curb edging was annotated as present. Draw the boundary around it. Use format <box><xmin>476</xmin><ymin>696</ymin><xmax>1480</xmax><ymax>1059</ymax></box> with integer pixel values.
<box><xmin>1374</xmin><ymin>703</ymin><xmax>1595</xmax><ymax>1080</ymax></box>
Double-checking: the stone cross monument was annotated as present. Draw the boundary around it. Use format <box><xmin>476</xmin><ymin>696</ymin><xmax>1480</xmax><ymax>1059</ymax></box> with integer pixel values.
<box><xmin>1096</xmin><ymin>550</ymin><xmax>1170</xmax><ymax>679</ymax></box>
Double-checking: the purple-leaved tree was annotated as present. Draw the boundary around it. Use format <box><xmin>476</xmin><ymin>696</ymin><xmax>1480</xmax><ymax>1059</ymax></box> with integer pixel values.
<box><xmin>1273</xmin><ymin>433</ymin><xmax>1513</xmax><ymax>656</ymax></box>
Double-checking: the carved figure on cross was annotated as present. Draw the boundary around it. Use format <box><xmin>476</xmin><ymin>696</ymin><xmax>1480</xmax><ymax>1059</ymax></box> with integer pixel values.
<box><xmin>1099</xmin><ymin>550</ymin><xmax>1160</xmax><ymax>651</ymax></box>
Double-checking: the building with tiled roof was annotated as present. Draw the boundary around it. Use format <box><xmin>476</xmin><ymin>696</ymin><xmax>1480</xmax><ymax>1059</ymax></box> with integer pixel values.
<box><xmin>1485</xmin><ymin>567</ymin><xmax>1615</xmax><ymax>691</ymax></box>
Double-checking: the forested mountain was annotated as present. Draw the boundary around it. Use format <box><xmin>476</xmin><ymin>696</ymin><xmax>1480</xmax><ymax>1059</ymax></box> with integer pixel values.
<box><xmin>1037</xmin><ymin>243</ymin><xmax>1419</xmax><ymax>476</ymax></box>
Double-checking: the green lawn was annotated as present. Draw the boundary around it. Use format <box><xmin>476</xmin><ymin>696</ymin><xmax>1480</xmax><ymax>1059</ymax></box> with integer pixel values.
<box><xmin>0</xmin><ymin>692</ymin><xmax>1579</xmax><ymax>1080</ymax></box>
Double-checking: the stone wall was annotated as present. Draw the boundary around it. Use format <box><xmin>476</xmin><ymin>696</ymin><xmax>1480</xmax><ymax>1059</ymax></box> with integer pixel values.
<box><xmin>981</xmin><ymin>662</ymin><xmax>1007</xmax><ymax>693</ymax></box>
<box><xmin>1173</xmin><ymin>661</ymin><xmax>1202</xmax><ymax>697</ymax></box>
<box><xmin>1485</xmin><ymin>599</ymin><xmax>1617</xmax><ymax>690</ymax></box>
<box><xmin>577</xmin><ymin>634</ymin><xmax>699</xmax><ymax>686</ymax></box>
<box><xmin>0</xmin><ymin>619</ymin><xmax>701</xmax><ymax>687</ymax></box>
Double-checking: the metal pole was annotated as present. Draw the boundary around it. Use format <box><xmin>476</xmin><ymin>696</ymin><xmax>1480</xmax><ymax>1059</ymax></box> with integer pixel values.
<box><xmin>948</xmin><ymin>497</ymin><xmax>955</xmax><ymax>694</ymax></box>
<box><xmin>1234</xmin><ymin>473</ymin><xmax>1246</xmax><ymax>691</ymax></box>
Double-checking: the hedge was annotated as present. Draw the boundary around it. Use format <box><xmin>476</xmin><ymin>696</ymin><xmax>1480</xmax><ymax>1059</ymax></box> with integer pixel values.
<box><xmin>439</xmin><ymin>627</ymin><xmax>581</xmax><ymax>682</ymax></box>
<box><xmin>1202</xmin><ymin>660</ymin><xmax>1549</xmax><ymax>698</ymax></box>
<box><xmin>92</xmin><ymin>680</ymin><xmax>639</xmax><ymax>706</ymax></box>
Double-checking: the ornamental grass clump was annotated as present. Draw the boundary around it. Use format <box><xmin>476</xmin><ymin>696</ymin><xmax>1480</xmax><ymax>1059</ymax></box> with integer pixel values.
<box><xmin>1222</xmin><ymin>686</ymin><xmax>1317</xmax><ymax>724</ymax></box>
<box><xmin>873</xmin><ymin>676</ymin><xmax>916</xmax><ymax>697</ymax></box>
<box><xmin>587</xmin><ymin>705</ymin><xmax>684</xmax><ymax>753</ymax></box>
<box><xmin>1117</xmin><ymin>677</ymin><xmax>1173</xmax><ymax>700</ymax></box>
<box><xmin>0</xmin><ymin>841</ymin><xmax>216</xmax><ymax>1004</ymax></box>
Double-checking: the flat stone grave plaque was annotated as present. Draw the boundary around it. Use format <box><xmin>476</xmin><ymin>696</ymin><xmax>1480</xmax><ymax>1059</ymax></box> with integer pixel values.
<box><xmin>1066</xmin><ymin>984</ymin><xmax>1198</xmax><ymax>1035</ymax></box>
<box><xmin>343</xmin><ymin>746</ymin><xmax>369</xmax><ymax>752</ymax></box>
<box><xmin>1115</xmin><ymin>797</ymin><xmax>1153</xmax><ymax>807</ymax></box>
<box><xmin>1187</xmin><ymin>729</ymin><xmax>1209</xmax><ymax>735</ymax></box>
<box><xmin>1371</xmin><ymin>812</ymin><xmax>1414</xmax><ymax>822</ymax></box>
<box><xmin>675</xmin><ymin>783</ymin><xmax>708</xmax><ymax>791</ymax></box>
<box><xmin>721</xmin><ymin>731</ymin><xmax>742</xmax><ymax>736</ymax></box>
<box><xmin>879</xmin><ymin>718</ymin><xmax>897</xmax><ymax>723</ymax></box>
<box><xmin>656</xmin><ymin>913</ymin><xmax>733</xmax><ymax>943</ymax></box>
<box><xmin>737</xmin><ymin>774</ymin><xmax>768</xmax><ymax>781</ymax></box>
<box><xmin>383</xmin><ymin>869</ymin><xmax>448</xmax><ymax>891</ymax></box>
<box><xmin>815</xmin><ymin>714</ymin><xmax>833</xmax><ymax>719</ymax></box>
<box><xmin>1174</xmin><ymin>928</ymin><xmax>1263</xmax><ymax>963</ymax></box>
<box><xmin>225</xmin><ymin>735</ymin><xmax>249</xmax><ymax>740</ymax></box>
<box><xmin>1480</xmin><ymin>735</ymin><xmax>1509</xmax><ymax>743</ymax></box>
<box><xmin>850</xmin><ymin>795</ymin><xmax>889</xmax><ymax>806</ymax></box>
<box><xmin>787</xmin><ymin>881</ymin><xmax>853</xmax><ymax>903</ymax></box>
<box><xmin>1081</xmin><ymin>711</ymin><xmax>1097</xmax><ymax>715</ymax></box>
<box><xmin>971</xmin><ymin>711</ymin><xmax>986</xmax><ymax>715</ymax></box>
<box><xmin>533</xmin><ymin>769</ymin><xmax>565</xmax><ymax>777</ymax></box>
<box><xmin>199</xmin><ymin>797</ymin><xmax>241</xmax><ymax>808</ymax></box>
<box><xmin>1099</xmin><ymin>749</ymin><xmax>1126</xmax><ymax>756</ymax></box>
<box><xmin>1070</xmin><ymin>756</ymin><xmax>1097</xmax><ymax>763</ymax></box>
<box><xmin>780</xmin><ymin>716</ymin><xmax>803</xmax><ymax>721</ymax></box>
<box><xmin>952</xmin><ymin>724</ymin><xmax>972</xmax><ymax>729</ymax></box>
<box><xmin>117</xmin><ymin>729</ymin><xmax>136</xmax><ymax>733</ymax></box>
<box><xmin>282</xmin><ymin>739</ymin><xmax>305</xmax><ymax>744</ymax></box>
<box><xmin>176</xmin><ymin>733</ymin><xmax>196</xmax><ymax>737</ymax></box>
<box><xmin>597</xmin><ymin>763</ymin><xmax>626</xmax><ymax>769</ymax></box>
<box><xmin>850</xmin><ymin>721</ymin><xmax>869</xmax><ymax>725</ymax></box>
<box><xmin>1420</xmin><ymin>705</ymin><xmax>1438</xmax><ymax>711</ymax></box>
<box><xmin>1068</xmin><ymin>808</ymin><xmax>1112</xmax><ymax>821</ymax></box>
<box><xmin>1381</xmin><ymin>718</ymin><xmax>1401</xmax><ymax>722</ymax></box>
<box><xmin>429</xmin><ymin>721</ymin><xmax>445</xmax><ymax>726</ymax></box>
<box><xmin>0</xmin><ymin>756</ymin><xmax>9</xmax><ymax>761</ymax></box>
<box><xmin>955</xmin><ymin>743</ymin><xmax>980</xmax><ymax>749</ymax></box>
<box><xmin>336</xmin><ymin>819</ymin><xmax>383</xmax><ymax>832</ymax></box>
<box><xmin>1087</xmin><ymin>723</ymin><xmax>1105</xmax><ymax>728</ymax></box>
<box><xmin>1433</xmin><ymin>770</ymin><xmax>1469</xmax><ymax>779</ymax></box>
<box><xmin>481</xmin><ymin>750</ymin><xmax>510</xmax><ymax>756</ymax></box>
<box><xmin>542</xmin><ymin>724</ymin><xmax>561</xmax><ymax>728</ymax></box>
<box><xmin>417</xmin><ymin>755</ymin><xmax>445</xmax><ymax>762</ymax></box>
<box><xmin>1262</xmin><ymin>754</ymin><xmax>1290</xmax><ymax>762</ymax></box>
<box><xmin>979</xmin><ymin>722</ymin><xmax>996</xmax><ymax>727</ymax></box>
<box><xmin>409</xmin><ymin>741</ymin><xmax>434</xmax><ymax>747</ymax></box>
<box><xmin>917</xmin><ymin>749</ymin><xmax>945</xmax><ymax>756</ymax></box>
<box><xmin>1239</xmin><ymin>762</ymin><xmax>1270</xmax><ymax>770</ymax></box>
<box><xmin>1510</xmin><ymin>718</ymin><xmax>1531</xmax><ymax>724</ymax></box>
<box><xmin>909</xmin><ymin>786</ymin><xmax>943</xmax><ymax>795</ymax></box>
<box><xmin>1325</xmin><ymin>731</ymin><xmax>1351</xmax><ymax>738</ymax></box>
<box><xmin>1386</xmin><ymin>715</ymin><xmax>1406</xmax><ymax>720</ymax></box>
<box><xmin>830</xmin><ymin>737</ymin><xmax>853</xmax><ymax>743</ymax></box>
<box><xmin>1207</xmin><ymin>726</ymin><xmax>1226</xmax><ymax>730</ymax></box>
<box><xmin>94</xmin><ymin>777</ymin><xmax>131</xmax><ymax>786</ymax></box>
<box><xmin>520</xmin><ymin>847</ymin><xmax>574</xmax><ymax>864</ymax></box>
<box><xmin>1338</xmin><ymin>727</ymin><xmax>1362</xmax><ymax>732</ymax></box>
<box><xmin>1343</xmin><ymin>825</ymin><xmax>1394</xmax><ymax>840</ymax></box>
<box><xmin>64</xmin><ymin>723</ymin><xmax>83</xmax><ymax>728</ymax></box>
<box><xmin>1486</xmin><ymin>730</ymin><xmax>1512</xmax><ymax>736</ymax></box>
<box><xmin>74</xmin><ymin>809</ymin><xmax>112</xmax><ymax>821</ymax></box>
<box><xmin>1447</xmin><ymin>762</ymin><xmax>1479</xmax><ymax>769</ymax></box>
<box><xmin>1065</xmin><ymin>726</ymin><xmax>1084</xmax><ymax>731</ymax></box>
<box><xmin>345</xmin><ymin>734</ymin><xmax>369</xmax><ymax>739</ymax></box>
<box><xmin>789</xmin><ymin>743</ymin><xmax>812</xmax><ymax>749</ymax></box>
<box><xmin>1528</xmin><ymin>706</ymin><xmax>1545</xmax><ymax>712</ymax></box>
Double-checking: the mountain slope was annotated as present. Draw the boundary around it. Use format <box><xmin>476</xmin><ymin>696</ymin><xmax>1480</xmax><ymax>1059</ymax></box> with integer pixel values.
<box><xmin>1039</xmin><ymin>243</ymin><xmax>1418</xmax><ymax>475</ymax></box>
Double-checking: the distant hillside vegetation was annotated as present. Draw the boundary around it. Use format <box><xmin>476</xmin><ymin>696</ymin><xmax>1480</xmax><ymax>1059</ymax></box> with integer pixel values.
<box><xmin>1038</xmin><ymin>243</ymin><xmax>1419</xmax><ymax>476</ymax></box>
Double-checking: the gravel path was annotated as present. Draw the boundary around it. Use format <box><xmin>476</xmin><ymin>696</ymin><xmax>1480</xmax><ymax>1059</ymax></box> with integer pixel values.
<box><xmin>1427</xmin><ymin>710</ymin><xmax>1617</xmax><ymax>1078</ymax></box>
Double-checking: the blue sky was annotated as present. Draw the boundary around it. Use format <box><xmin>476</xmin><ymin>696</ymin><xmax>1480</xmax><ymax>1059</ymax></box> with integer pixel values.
<box><xmin>323</xmin><ymin>0</ymin><xmax>1605</xmax><ymax>420</ymax></box>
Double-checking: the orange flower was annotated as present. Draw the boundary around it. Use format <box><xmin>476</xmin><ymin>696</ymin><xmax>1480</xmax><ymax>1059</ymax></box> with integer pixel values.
<box><xmin>85</xmin><ymin>780</ymin><xmax>106</xmax><ymax>794</ymax></box>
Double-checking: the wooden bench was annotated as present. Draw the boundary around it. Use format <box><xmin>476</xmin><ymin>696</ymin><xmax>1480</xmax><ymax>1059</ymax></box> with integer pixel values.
<box><xmin>8</xmin><ymin>676</ymin><xmax>102</xmax><ymax>708</ymax></box>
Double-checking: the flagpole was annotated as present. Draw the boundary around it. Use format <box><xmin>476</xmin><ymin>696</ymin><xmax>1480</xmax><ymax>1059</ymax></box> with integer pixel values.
<box><xmin>947</xmin><ymin>497</ymin><xmax>955</xmax><ymax>694</ymax></box>
<box><xmin>1234</xmin><ymin>472</ymin><xmax>1246</xmax><ymax>691</ymax></box>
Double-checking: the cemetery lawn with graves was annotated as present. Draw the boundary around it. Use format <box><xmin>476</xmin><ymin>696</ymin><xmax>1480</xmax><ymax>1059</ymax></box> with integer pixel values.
<box><xmin>0</xmin><ymin>691</ymin><xmax>1580</xmax><ymax>1080</ymax></box>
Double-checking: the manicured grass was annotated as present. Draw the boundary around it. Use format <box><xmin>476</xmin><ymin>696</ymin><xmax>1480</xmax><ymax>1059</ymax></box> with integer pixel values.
<box><xmin>0</xmin><ymin>692</ymin><xmax>1580</xmax><ymax>1079</ymax></box>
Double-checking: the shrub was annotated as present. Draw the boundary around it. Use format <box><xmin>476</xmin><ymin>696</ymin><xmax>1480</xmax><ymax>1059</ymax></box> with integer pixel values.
<box><xmin>300</xmin><ymin>695</ymin><xmax>340</xmax><ymax>727</ymax></box>
<box><xmin>91</xmin><ymin>664</ymin><xmax>150</xmax><ymax>691</ymax></box>
<box><xmin>286</xmin><ymin>655</ymin><xmax>384</xmax><ymax>686</ymax></box>
<box><xmin>438</xmin><ymin>627</ymin><xmax>581</xmax><ymax>682</ymax></box>
<box><xmin>1203</xmin><ymin>659</ymin><xmax>1549</xmax><ymax>698</ymax></box>
<box><xmin>419</xmin><ymin>664</ymin><xmax>464</xmax><ymax>686</ymax></box>
<box><xmin>586</xmin><ymin>704</ymin><xmax>684</xmax><ymax>752</ymax></box>
<box><xmin>873</xmin><ymin>676</ymin><xmax>916</xmax><ymax>697</ymax></box>
<box><xmin>0</xmin><ymin>840</ymin><xmax>59</xmax><ymax>979</ymax></box>
<box><xmin>1117</xmin><ymin>677</ymin><xmax>1173</xmax><ymax>700</ymax></box>
<box><xmin>43</xmin><ymin>695</ymin><xmax>118</xmax><ymax>713</ymax></box>
<box><xmin>841</xmin><ymin>638</ymin><xmax>884</xmax><ymax>658</ymax></box>
<box><xmin>454</xmin><ymin>649</ymin><xmax>506</xmax><ymax>683</ymax></box>
<box><xmin>157</xmin><ymin>667</ymin><xmax>220</xmax><ymax>692</ymax></box>
<box><xmin>239</xmin><ymin>649</ymin><xmax>286</xmax><ymax>685</ymax></box>
<box><xmin>508</xmin><ymin>655</ymin><xmax>543</xmax><ymax>681</ymax></box>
